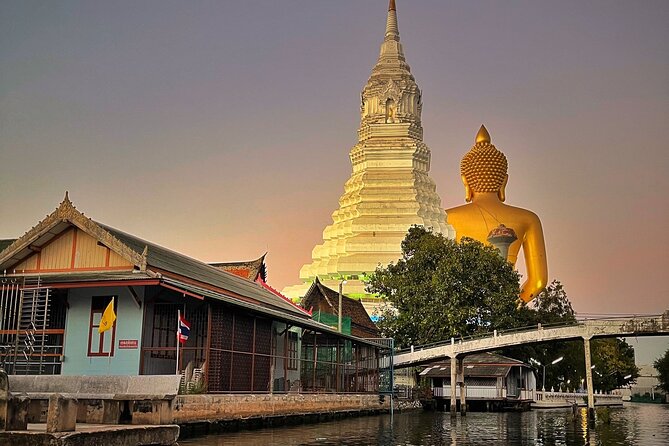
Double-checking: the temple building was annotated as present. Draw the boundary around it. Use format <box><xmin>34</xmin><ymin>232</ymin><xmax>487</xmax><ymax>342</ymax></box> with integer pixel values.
<box><xmin>0</xmin><ymin>194</ymin><xmax>385</xmax><ymax>395</ymax></box>
<box><xmin>301</xmin><ymin>278</ymin><xmax>380</xmax><ymax>339</ymax></box>
<box><xmin>283</xmin><ymin>1</ymin><xmax>451</xmax><ymax>310</ymax></box>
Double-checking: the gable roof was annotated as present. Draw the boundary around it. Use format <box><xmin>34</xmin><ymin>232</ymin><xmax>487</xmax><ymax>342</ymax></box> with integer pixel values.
<box><xmin>209</xmin><ymin>254</ymin><xmax>267</xmax><ymax>282</ymax></box>
<box><xmin>98</xmin><ymin>224</ymin><xmax>306</xmax><ymax>317</ymax></box>
<box><xmin>301</xmin><ymin>277</ymin><xmax>379</xmax><ymax>336</ymax></box>
<box><xmin>0</xmin><ymin>194</ymin><xmax>306</xmax><ymax>318</ymax></box>
<box><xmin>0</xmin><ymin>193</ymin><xmax>145</xmax><ymax>273</ymax></box>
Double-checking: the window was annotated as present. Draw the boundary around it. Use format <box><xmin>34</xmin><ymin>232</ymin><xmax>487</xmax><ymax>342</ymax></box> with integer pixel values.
<box><xmin>287</xmin><ymin>331</ymin><xmax>298</xmax><ymax>370</ymax></box>
<box><xmin>150</xmin><ymin>303</ymin><xmax>179</xmax><ymax>359</ymax></box>
<box><xmin>88</xmin><ymin>296</ymin><xmax>117</xmax><ymax>357</ymax></box>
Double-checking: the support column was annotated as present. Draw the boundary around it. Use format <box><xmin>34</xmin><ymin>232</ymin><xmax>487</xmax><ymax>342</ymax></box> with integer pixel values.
<box><xmin>583</xmin><ymin>337</ymin><xmax>595</xmax><ymax>420</ymax></box>
<box><xmin>459</xmin><ymin>356</ymin><xmax>467</xmax><ymax>415</ymax></box>
<box><xmin>450</xmin><ymin>356</ymin><xmax>457</xmax><ymax>417</ymax></box>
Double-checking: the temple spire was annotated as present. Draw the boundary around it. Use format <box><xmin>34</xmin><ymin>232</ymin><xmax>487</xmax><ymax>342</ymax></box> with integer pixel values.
<box><xmin>385</xmin><ymin>0</ymin><xmax>399</xmax><ymax>41</ymax></box>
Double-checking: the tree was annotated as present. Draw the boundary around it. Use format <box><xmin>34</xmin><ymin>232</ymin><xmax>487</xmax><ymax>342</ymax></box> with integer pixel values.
<box><xmin>591</xmin><ymin>338</ymin><xmax>639</xmax><ymax>392</ymax></box>
<box><xmin>654</xmin><ymin>348</ymin><xmax>669</xmax><ymax>394</ymax></box>
<box><xmin>500</xmin><ymin>280</ymin><xmax>637</xmax><ymax>392</ymax></box>
<box><xmin>502</xmin><ymin>281</ymin><xmax>574</xmax><ymax>389</ymax></box>
<box><xmin>368</xmin><ymin>226</ymin><xmax>522</xmax><ymax>348</ymax></box>
<box><xmin>531</xmin><ymin>280</ymin><xmax>576</xmax><ymax>325</ymax></box>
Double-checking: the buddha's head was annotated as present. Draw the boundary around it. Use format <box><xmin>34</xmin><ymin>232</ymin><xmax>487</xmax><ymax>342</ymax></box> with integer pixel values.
<box><xmin>460</xmin><ymin>125</ymin><xmax>508</xmax><ymax>202</ymax></box>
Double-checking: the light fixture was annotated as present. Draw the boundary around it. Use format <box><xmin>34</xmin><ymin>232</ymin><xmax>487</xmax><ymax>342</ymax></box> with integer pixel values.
<box><xmin>551</xmin><ymin>356</ymin><xmax>564</xmax><ymax>365</ymax></box>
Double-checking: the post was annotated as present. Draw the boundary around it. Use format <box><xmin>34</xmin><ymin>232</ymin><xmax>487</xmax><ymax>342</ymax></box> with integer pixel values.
<box><xmin>450</xmin><ymin>356</ymin><xmax>457</xmax><ymax>417</ymax></box>
<box><xmin>46</xmin><ymin>394</ymin><xmax>77</xmax><ymax>433</ymax></box>
<box><xmin>0</xmin><ymin>369</ymin><xmax>8</xmax><ymax>430</ymax></box>
<box><xmin>542</xmin><ymin>364</ymin><xmax>546</xmax><ymax>391</ymax></box>
<box><xmin>583</xmin><ymin>337</ymin><xmax>595</xmax><ymax>420</ymax></box>
<box><xmin>176</xmin><ymin>309</ymin><xmax>181</xmax><ymax>375</ymax></box>
<box><xmin>338</xmin><ymin>281</ymin><xmax>343</xmax><ymax>333</ymax></box>
<box><xmin>459</xmin><ymin>357</ymin><xmax>466</xmax><ymax>415</ymax></box>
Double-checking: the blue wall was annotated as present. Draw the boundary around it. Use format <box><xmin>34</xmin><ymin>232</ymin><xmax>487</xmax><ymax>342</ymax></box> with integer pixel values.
<box><xmin>61</xmin><ymin>286</ymin><xmax>144</xmax><ymax>375</ymax></box>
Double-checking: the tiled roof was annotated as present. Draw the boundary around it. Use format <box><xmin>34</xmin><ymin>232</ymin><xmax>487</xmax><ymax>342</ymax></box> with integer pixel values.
<box><xmin>98</xmin><ymin>223</ymin><xmax>308</xmax><ymax>318</ymax></box>
<box><xmin>301</xmin><ymin>278</ymin><xmax>379</xmax><ymax>338</ymax></box>
<box><xmin>209</xmin><ymin>254</ymin><xmax>267</xmax><ymax>282</ymax></box>
<box><xmin>159</xmin><ymin>277</ymin><xmax>384</xmax><ymax>348</ymax></box>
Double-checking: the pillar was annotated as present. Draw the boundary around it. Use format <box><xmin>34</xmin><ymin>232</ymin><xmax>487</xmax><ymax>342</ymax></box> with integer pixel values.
<box><xmin>0</xmin><ymin>370</ymin><xmax>8</xmax><ymax>430</ymax></box>
<box><xmin>450</xmin><ymin>356</ymin><xmax>457</xmax><ymax>417</ymax></box>
<box><xmin>46</xmin><ymin>394</ymin><xmax>77</xmax><ymax>433</ymax></box>
<box><xmin>6</xmin><ymin>396</ymin><xmax>29</xmax><ymax>431</ymax></box>
<box><xmin>583</xmin><ymin>337</ymin><xmax>595</xmax><ymax>420</ymax></box>
<box><xmin>459</xmin><ymin>356</ymin><xmax>467</xmax><ymax>415</ymax></box>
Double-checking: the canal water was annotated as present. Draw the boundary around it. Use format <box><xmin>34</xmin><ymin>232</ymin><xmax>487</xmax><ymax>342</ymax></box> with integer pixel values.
<box><xmin>178</xmin><ymin>403</ymin><xmax>668</xmax><ymax>445</ymax></box>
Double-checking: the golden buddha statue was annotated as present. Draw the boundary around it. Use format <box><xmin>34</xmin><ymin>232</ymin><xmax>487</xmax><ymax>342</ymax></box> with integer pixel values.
<box><xmin>446</xmin><ymin>125</ymin><xmax>548</xmax><ymax>303</ymax></box>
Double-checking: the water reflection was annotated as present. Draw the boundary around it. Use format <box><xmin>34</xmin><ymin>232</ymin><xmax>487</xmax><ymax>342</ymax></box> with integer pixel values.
<box><xmin>178</xmin><ymin>403</ymin><xmax>668</xmax><ymax>446</ymax></box>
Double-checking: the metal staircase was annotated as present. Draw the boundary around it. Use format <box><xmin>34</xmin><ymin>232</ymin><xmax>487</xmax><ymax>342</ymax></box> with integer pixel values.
<box><xmin>13</xmin><ymin>276</ymin><xmax>51</xmax><ymax>374</ymax></box>
<box><xmin>0</xmin><ymin>276</ymin><xmax>60</xmax><ymax>374</ymax></box>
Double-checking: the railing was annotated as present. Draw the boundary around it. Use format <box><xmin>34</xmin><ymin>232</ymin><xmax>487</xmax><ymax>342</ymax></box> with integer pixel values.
<box><xmin>433</xmin><ymin>385</ymin><xmax>506</xmax><ymax>399</ymax></box>
<box><xmin>535</xmin><ymin>390</ymin><xmax>623</xmax><ymax>403</ymax></box>
<box><xmin>392</xmin><ymin>312</ymin><xmax>668</xmax><ymax>362</ymax></box>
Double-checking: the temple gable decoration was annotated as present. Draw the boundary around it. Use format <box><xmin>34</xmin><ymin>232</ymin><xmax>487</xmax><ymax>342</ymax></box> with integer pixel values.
<box><xmin>0</xmin><ymin>192</ymin><xmax>146</xmax><ymax>275</ymax></box>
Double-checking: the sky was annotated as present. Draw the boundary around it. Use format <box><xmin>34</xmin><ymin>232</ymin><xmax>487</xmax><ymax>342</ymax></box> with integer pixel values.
<box><xmin>1</xmin><ymin>1</ymin><xmax>668</xmax><ymax>359</ymax></box>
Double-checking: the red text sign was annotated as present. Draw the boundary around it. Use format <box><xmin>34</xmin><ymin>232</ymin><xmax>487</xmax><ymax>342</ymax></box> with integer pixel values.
<box><xmin>118</xmin><ymin>339</ymin><xmax>138</xmax><ymax>349</ymax></box>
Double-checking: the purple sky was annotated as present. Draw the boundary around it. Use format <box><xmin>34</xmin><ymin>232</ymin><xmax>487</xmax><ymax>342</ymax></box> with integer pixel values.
<box><xmin>2</xmin><ymin>0</ymin><xmax>668</xmax><ymax>338</ymax></box>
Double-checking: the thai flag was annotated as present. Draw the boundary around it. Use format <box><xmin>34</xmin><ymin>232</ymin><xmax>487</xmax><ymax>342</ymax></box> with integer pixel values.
<box><xmin>177</xmin><ymin>310</ymin><xmax>191</xmax><ymax>344</ymax></box>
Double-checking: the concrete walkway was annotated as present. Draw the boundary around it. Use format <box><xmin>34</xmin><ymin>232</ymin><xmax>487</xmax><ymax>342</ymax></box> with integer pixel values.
<box><xmin>1</xmin><ymin>423</ymin><xmax>179</xmax><ymax>446</ymax></box>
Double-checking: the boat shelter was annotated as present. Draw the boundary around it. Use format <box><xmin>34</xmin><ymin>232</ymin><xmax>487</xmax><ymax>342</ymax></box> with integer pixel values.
<box><xmin>420</xmin><ymin>352</ymin><xmax>536</xmax><ymax>411</ymax></box>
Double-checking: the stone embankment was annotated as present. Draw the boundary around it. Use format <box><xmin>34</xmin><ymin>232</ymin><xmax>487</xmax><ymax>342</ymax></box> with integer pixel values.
<box><xmin>174</xmin><ymin>393</ymin><xmax>390</xmax><ymax>437</ymax></box>
<box><xmin>0</xmin><ymin>424</ymin><xmax>179</xmax><ymax>446</ymax></box>
<box><xmin>2</xmin><ymin>372</ymin><xmax>400</xmax><ymax>442</ymax></box>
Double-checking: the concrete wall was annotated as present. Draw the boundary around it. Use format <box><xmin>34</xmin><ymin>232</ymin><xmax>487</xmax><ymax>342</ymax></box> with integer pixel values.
<box><xmin>62</xmin><ymin>286</ymin><xmax>144</xmax><ymax>375</ymax></box>
<box><xmin>172</xmin><ymin>394</ymin><xmax>389</xmax><ymax>423</ymax></box>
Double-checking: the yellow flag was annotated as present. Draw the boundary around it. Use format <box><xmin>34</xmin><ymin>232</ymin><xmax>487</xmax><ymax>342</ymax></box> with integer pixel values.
<box><xmin>98</xmin><ymin>297</ymin><xmax>116</xmax><ymax>333</ymax></box>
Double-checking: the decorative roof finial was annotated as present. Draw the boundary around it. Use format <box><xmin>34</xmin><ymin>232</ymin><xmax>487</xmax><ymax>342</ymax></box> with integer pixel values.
<box><xmin>385</xmin><ymin>0</ymin><xmax>399</xmax><ymax>41</ymax></box>
<box><xmin>64</xmin><ymin>190</ymin><xmax>70</xmax><ymax>202</ymax></box>
<box><xmin>476</xmin><ymin>124</ymin><xmax>491</xmax><ymax>144</ymax></box>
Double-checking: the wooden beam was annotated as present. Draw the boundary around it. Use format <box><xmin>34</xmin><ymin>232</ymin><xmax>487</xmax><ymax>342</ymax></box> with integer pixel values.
<box><xmin>127</xmin><ymin>286</ymin><xmax>142</xmax><ymax>309</ymax></box>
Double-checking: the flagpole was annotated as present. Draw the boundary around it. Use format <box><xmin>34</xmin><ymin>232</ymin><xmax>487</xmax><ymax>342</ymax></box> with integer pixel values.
<box><xmin>107</xmin><ymin>297</ymin><xmax>115</xmax><ymax>366</ymax></box>
<box><xmin>181</xmin><ymin>305</ymin><xmax>185</xmax><ymax>374</ymax></box>
<box><xmin>176</xmin><ymin>309</ymin><xmax>180</xmax><ymax>375</ymax></box>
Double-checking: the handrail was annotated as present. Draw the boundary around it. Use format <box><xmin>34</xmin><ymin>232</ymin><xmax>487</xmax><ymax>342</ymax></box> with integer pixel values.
<box><xmin>392</xmin><ymin>313</ymin><xmax>666</xmax><ymax>354</ymax></box>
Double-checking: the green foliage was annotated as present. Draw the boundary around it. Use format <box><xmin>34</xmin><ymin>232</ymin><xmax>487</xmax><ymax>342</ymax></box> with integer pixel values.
<box><xmin>502</xmin><ymin>280</ymin><xmax>638</xmax><ymax>392</ymax></box>
<box><xmin>368</xmin><ymin>227</ymin><xmax>641</xmax><ymax>393</ymax></box>
<box><xmin>654</xmin><ymin>348</ymin><xmax>669</xmax><ymax>393</ymax></box>
<box><xmin>530</xmin><ymin>280</ymin><xmax>576</xmax><ymax>324</ymax></box>
<box><xmin>368</xmin><ymin>226</ymin><xmax>521</xmax><ymax>348</ymax></box>
<box><xmin>591</xmin><ymin>338</ymin><xmax>639</xmax><ymax>392</ymax></box>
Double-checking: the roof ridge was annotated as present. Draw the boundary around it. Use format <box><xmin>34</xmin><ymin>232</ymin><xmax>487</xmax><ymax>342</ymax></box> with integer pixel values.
<box><xmin>257</xmin><ymin>278</ymin><xmax>312</xmax><ymax>316</ymax></box>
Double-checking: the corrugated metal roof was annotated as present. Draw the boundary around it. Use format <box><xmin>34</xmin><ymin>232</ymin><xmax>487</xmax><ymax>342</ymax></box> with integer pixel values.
<box><xmin>161</xmin><ymin>277</ymin><xmax>386</xmax><ymax>348</ymax></box>
<box><xmin>419</xmin><ymin>352</ymin><xmax>530</xmax><ymax>378</ymax></box>
<box><xmin>98</xmin><ymin>223</ymin><xmax>308</xmax><ymax>318</ymax></box>
<box><xmin>421</xmin><ymin>364</ymin><xmax>513</xmax><ymax>378</ymax></box>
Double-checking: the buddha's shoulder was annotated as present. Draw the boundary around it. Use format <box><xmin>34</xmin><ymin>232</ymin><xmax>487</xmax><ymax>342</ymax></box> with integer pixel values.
<box><xmin>504</xmin><ymin>204</ymin><xmax>540</xmax><ymax>220</ymax></box>
<box><xmin>445</xmin><ymin>204</ymin><xmax>477</xmax><ymax>222</ymax></box>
